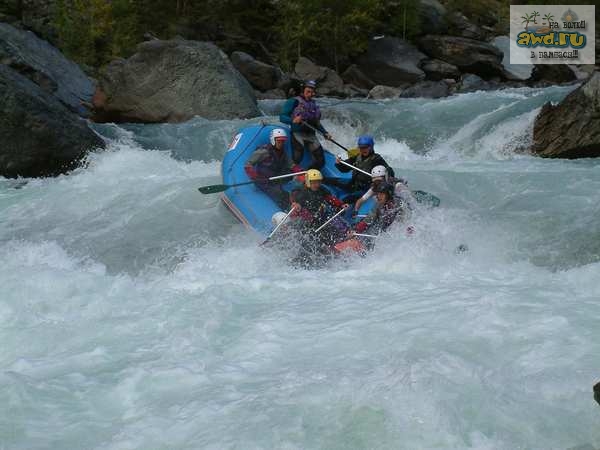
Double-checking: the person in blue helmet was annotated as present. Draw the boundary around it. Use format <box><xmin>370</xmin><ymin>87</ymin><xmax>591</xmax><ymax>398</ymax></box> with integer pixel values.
<box><xmin>329</xmin><ymin>135</ymin><xmax>395</xmax><ymax>204</ymax></box>
<box><xmin>279</xmin><ymin>80</ymin><xmax>332</xmax><ymax>170</ymax></box>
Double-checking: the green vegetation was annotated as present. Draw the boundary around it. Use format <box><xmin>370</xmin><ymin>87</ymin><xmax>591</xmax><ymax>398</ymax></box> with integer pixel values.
<box><xmin>17</xmin><ymin>0</ymin><xmax>597</xmax><ymax>71</ymax></box>
<box><xmin>51</xmin><ymin>0</ymin><xmax>423</xmax><ymax>71</ymax></box>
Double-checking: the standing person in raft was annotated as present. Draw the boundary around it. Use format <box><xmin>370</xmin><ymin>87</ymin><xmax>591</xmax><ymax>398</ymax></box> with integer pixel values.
<box><xmin>279</xmin><ymin>80</ymin><xmax>333</xmax><ymax>170</ymax></box>
<box><xmin>244</xmin><ymin>128</ymin><xmax>303</xmax><ymax>209</ymax></box>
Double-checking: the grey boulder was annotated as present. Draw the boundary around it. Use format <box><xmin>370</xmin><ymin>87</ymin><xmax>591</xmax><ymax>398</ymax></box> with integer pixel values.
<box><xmin>0</xmin><ymin>65</ymin><xmax>104</xmax><ymax>178</ymax></box>
<box><xmin>92</xmin><ymin>39</ymin><xmax>260</xmax><ymax>123</ymax></box>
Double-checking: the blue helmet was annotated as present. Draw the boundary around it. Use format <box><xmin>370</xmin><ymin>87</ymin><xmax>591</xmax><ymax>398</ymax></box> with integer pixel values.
<box><xmin>303</xmin><ymin>80</ymin><xmax>317</xmax><ymax>89</ymax></box>
<box><xmin>357</xmin><ymin>135</ymin><xmax>374</xmax><ymax>148</ymax></box>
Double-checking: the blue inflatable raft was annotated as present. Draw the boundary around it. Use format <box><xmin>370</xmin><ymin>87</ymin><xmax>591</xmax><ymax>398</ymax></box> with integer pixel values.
<box><xmin>221</xmin><ymin>123</ymin><xmax>372</xmax><ymax>238</ymax></box>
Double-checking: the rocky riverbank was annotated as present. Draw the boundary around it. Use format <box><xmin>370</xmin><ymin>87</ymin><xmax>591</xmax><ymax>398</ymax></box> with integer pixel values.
<box><xmin>0</xmin><ymin>23</ymin><xmax>103</xmax><ymax>178</ymax></box>
<box><xmin>1</xmin><ymin>0</ymin><xmax>599</xmax><ymax>178</ymax></box>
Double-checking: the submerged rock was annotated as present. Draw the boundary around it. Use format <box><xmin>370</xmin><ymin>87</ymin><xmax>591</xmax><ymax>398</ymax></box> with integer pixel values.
<box><xmin>400</xmin><ymin>80</ymin><xmax>449</xmax><ymax>98</ymax></box>
<box><xmin>532</xmin><ymin>72</ymin><xmax>600</xmax><ymax>158</ymax></box>
<box><xmin>0</xmin><ymin>65</ymin><xmax>104</xmax><ymax>178</ymax></box>
<box><xmin>92</xmin><ymin>39</ymin><xmax>260</xmax><ymax>123</ymax></box>
<box><xmin>367</xmin><ymin>85</ymin><xmax>402</xmax><ymax>99</ymax></box>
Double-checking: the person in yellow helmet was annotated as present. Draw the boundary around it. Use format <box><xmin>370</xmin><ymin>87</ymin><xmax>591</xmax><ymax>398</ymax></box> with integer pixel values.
<box><xmin>289</xmin><ymin>169</ymin><xmax>350</xmax><ymax>267</ymax></box>
<box><xmin>290</xmin><ymin>169</ymin><xmax>347</xmax><ymax>225</ymax></box>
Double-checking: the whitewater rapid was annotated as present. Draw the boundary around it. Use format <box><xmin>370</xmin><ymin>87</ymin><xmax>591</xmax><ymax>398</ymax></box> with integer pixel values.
<box><xmin>1</xmin><ymin>85</ymin><xmax>599</xmax><ymax>450</ymax></box>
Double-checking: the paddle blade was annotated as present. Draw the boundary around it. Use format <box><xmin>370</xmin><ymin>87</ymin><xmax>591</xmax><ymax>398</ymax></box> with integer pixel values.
<box><xmin>412</xmin><ymin>190</ymin><xmax>441</xmax><ymax>207</ymax></box>
<box><xmin>198</xmin><ymin>184</ymin><xmax>229</xmax><ymax>194</ymax></box>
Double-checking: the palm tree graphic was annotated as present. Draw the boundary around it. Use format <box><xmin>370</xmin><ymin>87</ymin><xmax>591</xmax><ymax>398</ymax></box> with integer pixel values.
<box><xmin>543</xmin><ymin>13</ymin><xmax>555</xmax><ymax>24</ymax></box>
<box><xmin>522</xmin><ymin>13</ymin><xmax>534</xmax><ymax>31</ymax></box>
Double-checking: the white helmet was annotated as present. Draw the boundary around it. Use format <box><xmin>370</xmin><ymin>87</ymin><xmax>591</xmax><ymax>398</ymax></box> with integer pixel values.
<box><xmin>371</xmin><ymin>165</ymin><xmax>387</xmax><ymax>178</ymax></box>
<box><xmin>271</xmin><ymin>211</ymin><xmax>288</xmax><ymax>227</ymax></box>
<box><xmin>270</xmin><ymin>128</ymin><xmax>288</xmax><ymax>146</ymax></box>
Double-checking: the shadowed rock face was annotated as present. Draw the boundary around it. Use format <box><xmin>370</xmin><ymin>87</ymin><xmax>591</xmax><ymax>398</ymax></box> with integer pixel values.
<box><xmin>418</xmin><ymin>35</ymin><xmax>504</xmax><ymax>79</ymax></box>
<box><xmin>532</xmin><ymin>72</ymin><xmax>600</xmax><ymax>159</ymax></box>
<box><xmin>293</xmin><ymin>57</ymin><xmax>347</xmax><ymax>97</ymax></box>
<box><xmin>230</xmin><ymin>51</ymin><xmax>282</xmax><ymax>92</ymax></box>
<box><xmin>92</xmin><ymin>39</ymin><xmax>260</xmax><ymax>123</ymax></box>
<box><xmin>0</xmin><ymin>22</ymin><xmax>95</xmax><ymax>116</ymax></box>
<box><xmin>358</xmin><ymin>37</ymin><xmax>427</xmax><ymax>87</ymax></box>
<box><xmin>0</xmin><ymin>65</ymin><xmax>104</xmax><ymax>178</ymax></box>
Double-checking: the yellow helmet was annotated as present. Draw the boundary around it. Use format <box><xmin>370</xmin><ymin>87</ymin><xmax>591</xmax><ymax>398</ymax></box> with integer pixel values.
<box><xmin>305</xmin><ymin>169</ymin><xmax>323</xmax><ymax>187</ymax></box>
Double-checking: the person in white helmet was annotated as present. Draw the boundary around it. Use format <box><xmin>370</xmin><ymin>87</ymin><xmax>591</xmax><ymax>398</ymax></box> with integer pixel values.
<box><xmin>354</xmin><ymin>165</ymin><xmax>415</xmax><ymax>214</ymax></box>
<box><xmin>245</xmin><ymin>128</ymin><xmax>303</xmax><ymax>209</ymax></box>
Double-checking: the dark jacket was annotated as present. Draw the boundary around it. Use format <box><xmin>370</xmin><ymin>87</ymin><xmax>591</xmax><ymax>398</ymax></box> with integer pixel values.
<box><xmin>291</xmin><ymin>186</ymin><xmax>343</xmax><ymax>223</ymax></box>
<box><xmin>336</xmin><ymin>152</ymin><xmax>395</xmax><ymax>192</ymax></box>
<box><xmin>244</xmin><ymin>144</ymin><xmax>296</xmax><ymax>181</ymax></box>
<box><xmin>355</xmin><ymin>198</ymin><xmax>405</xmax><ymax>233</ymax></box>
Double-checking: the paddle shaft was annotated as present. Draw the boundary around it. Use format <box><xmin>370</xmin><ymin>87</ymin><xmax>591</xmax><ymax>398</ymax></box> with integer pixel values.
<box><xmin>314</xmin><ymin>206</ymin><xmax>348</xmax><ymax>233</ymax></box>
<box><xmin>264</xmin><ymin>206</ymin><xmax>296</xmax><ymax>241</ymax></box>
<box><xmin>336</xmin><ymin>157</ymin><xmax>372</xmax><ymax>177</ymax></box>
<box><xmin>198</xmin><ymin>170</ymin><xmax>306</xmax><ymax>194</ymax></box>
<box><xmin>301</xmin><ymin>121</ymin><xmax>351</xmax><ymax>154</ymax></box>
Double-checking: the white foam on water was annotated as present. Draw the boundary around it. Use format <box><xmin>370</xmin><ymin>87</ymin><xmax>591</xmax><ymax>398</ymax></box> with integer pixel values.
<box><xmin>1</xmin><ymin>84</ymin><xmax>600</xmax><ymax>450</ymax></box>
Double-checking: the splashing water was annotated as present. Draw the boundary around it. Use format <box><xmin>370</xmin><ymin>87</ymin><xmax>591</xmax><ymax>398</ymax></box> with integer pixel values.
<box><xmin>1</xmin><ymin>85</ymin><xmax>600</xmax><ymax>450</ymax></box>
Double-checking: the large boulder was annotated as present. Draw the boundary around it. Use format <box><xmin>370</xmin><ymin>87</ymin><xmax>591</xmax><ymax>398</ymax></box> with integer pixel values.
<box><xmin>0</xmin><ymin>22</ymin><xmax>95</xmax><ymax>116</ymax></box>
<box><xmin>92</xmin><ymin>39</ymin><xmax>260</xmax><ymax>123</ymax></box>
<box><xmin>0</xmin><ymin>65</ymin><xmax>104</xmax><ymax>178</ymax></box>
<box><xmin>419</xmin><ymin>35</ymin><xmax>504</xmax><ymax>79</ymax></box>
<box><xmin>357</xmin><ymin>37</ymin><xmax>426</xmax><ymax>87</ymax></box>
<box><xmin>491</xmin><ymin>36</ymin><xmax>533</xmax><ymax>81</ymax></box>
<box><xmin>420</xmin><ymin>58</ymin><xmax>461</xmax><ymax>81</ymax></box>
<box><xmin>532</xmin><ymin>72</ymin><xmax>600</xmax><ymax>158</ymax></box>
<box><xmin>341</xmin><ymin>64</ymin><xmax>376</xmax><ymax>90</ymax></box>
<box><xmin>294</xmin><ymin>57</ymin><xmax>346</xmax><ymax>97</ymax></box>
<box><xmin>530</xmin><ymin>64</ymin><xmax>577</xmax><ymax>85</ymax></box>
<box><xmin>446</xmin><ymin>12</ymin><xmax>487</xmax><ymax>40</ymax></box>
<box><xmin>230</xmin><ymin>51</ymin><xmax>282</xmax><ymax>92</ymax></box>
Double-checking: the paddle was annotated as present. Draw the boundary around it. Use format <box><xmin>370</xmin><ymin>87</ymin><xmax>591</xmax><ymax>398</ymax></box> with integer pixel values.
<box><xmin>198</xmin><ymin>171</ymin><xmax>306</xmax><ymax>194</ymax></box>
<box><xmin>412</xmin><ymin>190</ymin><xmax>441</xmax><ymax>207</ymax></box>
<box><xmin>335</xmin><ymin>155</ymin><xmax>372</xmax><ymax>176</ymax></box>
<box><xmin>314</xmin><ymin>205</ymin><xmax>349</xmax><ymax>233</ymax></box>
<box><xmin>336</xmin><ymin>158</ymin><xmax>441</xmax><ymax>207</ymax></box>
<box><xmin>260</xmin><ymin>206</ymin><xmax>297</xmax><ymax>246</ymax></box>
<box><xmin>301</xmin><ymin>121</ymin><xmax>352</xmax><ymax>154</ymax></box>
